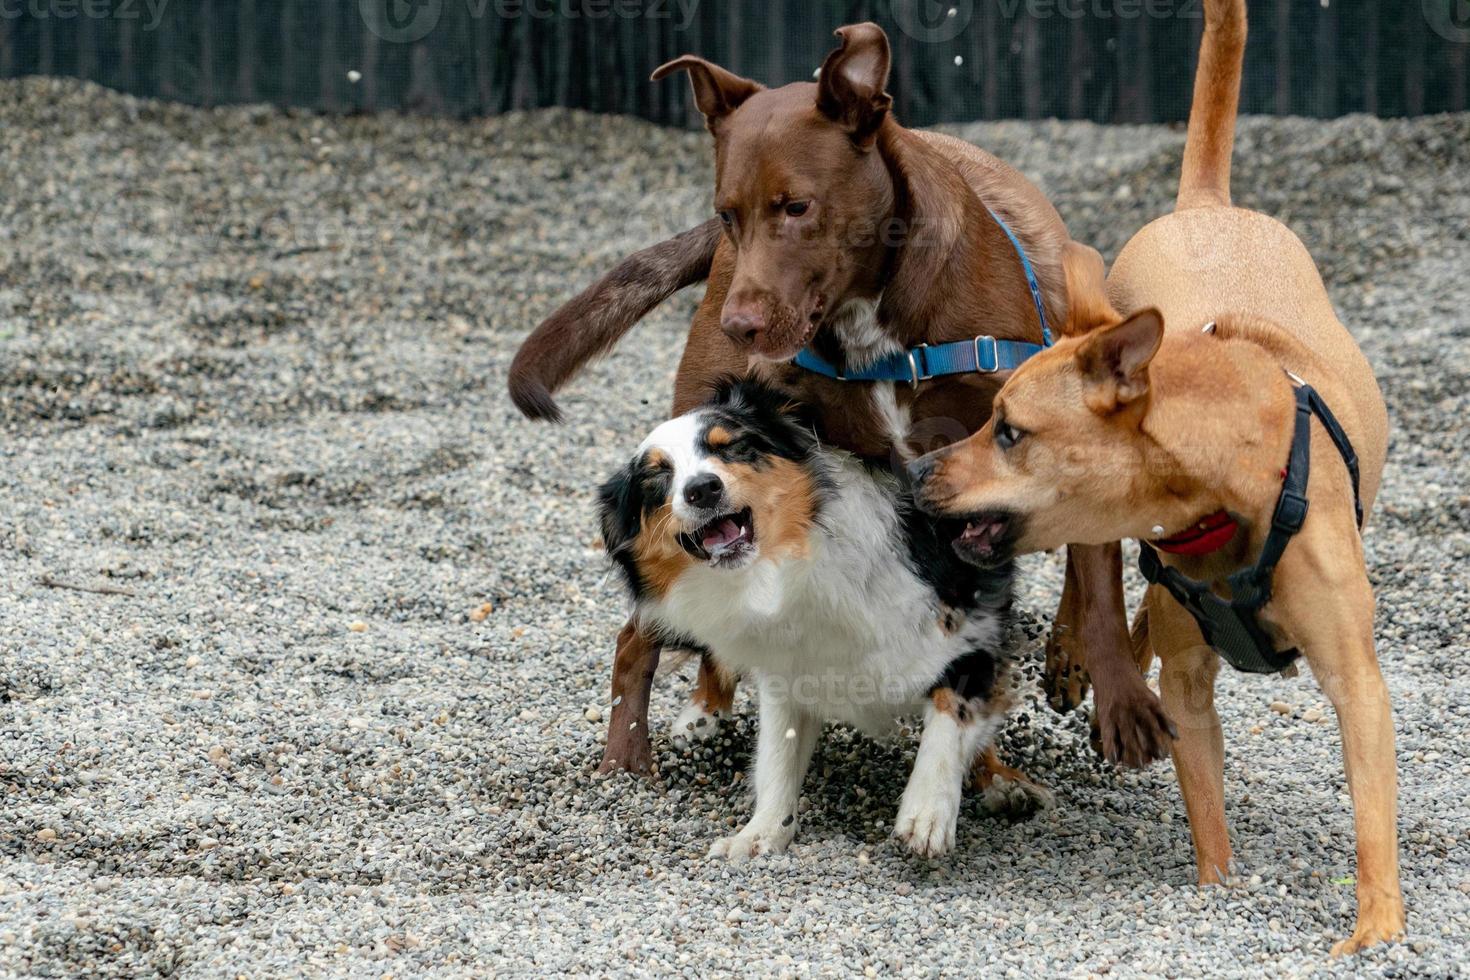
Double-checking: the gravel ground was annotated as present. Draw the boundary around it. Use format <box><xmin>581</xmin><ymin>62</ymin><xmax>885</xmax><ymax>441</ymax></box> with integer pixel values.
<box><xmin>1</xmin><ymin>78</ymin><xmax>1467</xmax><ymax>977</ymax></box>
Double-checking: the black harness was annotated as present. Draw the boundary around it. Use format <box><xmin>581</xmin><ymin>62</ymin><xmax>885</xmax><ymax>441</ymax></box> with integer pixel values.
<box><xmin>1138</xmin><ymin>378</ymin><xmax>1364</xmax><ymax>674</ymax></box>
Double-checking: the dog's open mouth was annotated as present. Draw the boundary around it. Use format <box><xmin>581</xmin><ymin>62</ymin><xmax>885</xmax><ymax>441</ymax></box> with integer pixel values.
<box><xmin>952</xmin><ymin>512</ymin><xmax>1015</xmax><ymax>567</ymax></box>
<box><xmin>679</xmin><ymin>507</ymin><xmax>757</xmax><ymax>566</ymax></box>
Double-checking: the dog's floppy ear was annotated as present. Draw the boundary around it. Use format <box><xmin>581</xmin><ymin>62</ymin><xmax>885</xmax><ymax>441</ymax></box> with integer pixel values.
<box><xmin>598</xmin><ymin>460</ymin><xmax>645</xmax><ymax>564</ymax></box>
<box><xmin>1060</xmin><ymin>241</ymin><xmax>1120</xmax><ymax>338</ymax></box>
<box><xmin>1076</xmin><ymin>308</ymin><xmax>1165</xmax><ymax>414</ymax></box>
<box><xmin>652</xmin><ymin>56</ymin><xmax>762</xmax><ymax>133</ymax></box>
<box><xmin>816</xmin><ymin>23</ymin><xmax>893</xmax><ymax>146</ymax></box>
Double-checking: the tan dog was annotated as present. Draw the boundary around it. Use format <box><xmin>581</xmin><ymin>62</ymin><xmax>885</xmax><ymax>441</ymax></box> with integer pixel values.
<box><xmin>907</xmin><ymin>0</ymin><xmax>1401</xmax><ymax>956</ymax></box>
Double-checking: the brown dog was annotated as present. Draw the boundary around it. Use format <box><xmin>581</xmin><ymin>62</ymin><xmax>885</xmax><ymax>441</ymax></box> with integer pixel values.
<box><xmin>908</xmin><ymin>0</ymin><xmax>1401</xmax><ymax>955</ymax></box>
<box><xmin>510</xmin><ymin>23</ymin><xmax>1173</xmax><ymax>776</ymax></box>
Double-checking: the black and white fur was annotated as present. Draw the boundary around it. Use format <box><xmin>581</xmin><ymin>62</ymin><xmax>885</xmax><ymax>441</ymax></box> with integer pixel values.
<box><xmin>598</xmin><ymin>381</ymin><xmax>1030</xmax><ymax>859</ymax></box>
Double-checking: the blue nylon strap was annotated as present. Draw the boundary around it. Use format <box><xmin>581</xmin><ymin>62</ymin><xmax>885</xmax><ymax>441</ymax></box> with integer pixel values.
<box><xmin>791</xmin><ymin>208</ymin><xmax>1053</xmax><ymax>385</ymax></box>
<box><xmin>986</xmin><ymin>208</ymin><xmax>1053</xmax><ymax>347</ymax></box>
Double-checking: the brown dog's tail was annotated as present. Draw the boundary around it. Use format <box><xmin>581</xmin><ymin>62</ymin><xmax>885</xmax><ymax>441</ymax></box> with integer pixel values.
<box><xmin>507</xmin><ymin>218</ymin><xmax>723</xmax><ymax>422</ymax></box>
<box><xmin>1177</xmin><ymin>0</ymin><xmax>1246</xmax><ymax>211</ymax></box>
<box><xmin>1129</xmin><ymin>598</ymin><xmax>1155</xmax><ymax>678</ymax></box>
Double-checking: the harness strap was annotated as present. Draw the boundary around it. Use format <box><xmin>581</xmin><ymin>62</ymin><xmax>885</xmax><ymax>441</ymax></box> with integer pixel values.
<box><xmin>1139</xmin><ymin>378</ymin><xmax>1363</xmax><ymax>675</ymax></box>
<box><xmin>791</xmin><ymin>209</ymin><xmax>1052</xmax><ymax>386</ymax></box>
<box><xmin>1302</xmin><ymin>384</ymin><xmax>1364</xmax><ymax>530</ymax></box>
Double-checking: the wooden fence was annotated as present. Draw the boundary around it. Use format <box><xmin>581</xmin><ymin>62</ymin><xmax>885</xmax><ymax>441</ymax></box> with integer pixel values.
<box><xmin>1</xmin><ymin>1</ymin><xmax>1466</xmax><ymax>124</ymax></box>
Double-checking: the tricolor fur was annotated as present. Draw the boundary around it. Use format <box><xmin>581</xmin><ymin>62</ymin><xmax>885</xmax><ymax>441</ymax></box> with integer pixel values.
<box><xmin>598</xmin><ymin>381</ymin><xmax>1022</xmax><ymax>858</ymax></box>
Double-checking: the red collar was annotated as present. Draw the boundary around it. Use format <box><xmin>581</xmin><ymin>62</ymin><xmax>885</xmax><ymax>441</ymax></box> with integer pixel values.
<box><xmin>1150</xmin><ymin>510</ymin><xmax>1239</xmax><ymax>556</ymax></box>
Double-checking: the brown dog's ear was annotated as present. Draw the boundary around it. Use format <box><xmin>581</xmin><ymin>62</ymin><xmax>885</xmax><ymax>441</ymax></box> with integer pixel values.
<box><xmin>652</xmin><ymin>56</ymin><xmax>762</xmax><ymax>133</ymax></box>
<box><xmin>816</xmin><ymin>23</ymin><xmax>893</xmax><ymax>145</ymax></box>
<box><xmin>1060</xmin><ymin>242</ymin><xmax>1119</xmax><ymax>338</ymax></box>
<box><xmin>1076</xmin><ymin>308</ymin><xmax>1165</xmax><ymax>413</ymax></box>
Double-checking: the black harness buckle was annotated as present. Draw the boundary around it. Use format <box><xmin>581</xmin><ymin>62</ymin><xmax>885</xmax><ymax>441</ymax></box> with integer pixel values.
<box><xmin>1139</xmin><ymin>378</ymin><xmax>1364</xmax><ymax>675</ymax></box>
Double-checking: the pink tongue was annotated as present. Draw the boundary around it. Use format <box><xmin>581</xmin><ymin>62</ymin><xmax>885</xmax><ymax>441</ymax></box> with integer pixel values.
<box><xmin>702</xmin><ymin>518</ymin><xmax>742</xmax><ymax>549</ymax></box>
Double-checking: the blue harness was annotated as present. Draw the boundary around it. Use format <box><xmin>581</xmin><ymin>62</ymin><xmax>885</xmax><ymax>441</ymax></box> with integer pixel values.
<box><xmin>792</xmin><ymin>209</ymin><xmax>1054</xmax><ymax>387</ymax></box>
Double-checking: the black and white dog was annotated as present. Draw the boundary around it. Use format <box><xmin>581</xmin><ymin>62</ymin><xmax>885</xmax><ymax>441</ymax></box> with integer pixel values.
<box><xmin>597</xmin><ymin>381</ymin><xmax>1046</xmax><ymax>859</ymax></box>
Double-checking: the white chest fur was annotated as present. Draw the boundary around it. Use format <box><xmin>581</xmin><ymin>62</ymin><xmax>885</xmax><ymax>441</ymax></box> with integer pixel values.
<box><xmin>824</xmin><ymin>297</ymin><xmax>914</xmax><ymax>454</ymax></box>
<box><xmin>644</xmin><ymin>460</ymin><xmax>1000</xmax><ymax>733</ymax></box>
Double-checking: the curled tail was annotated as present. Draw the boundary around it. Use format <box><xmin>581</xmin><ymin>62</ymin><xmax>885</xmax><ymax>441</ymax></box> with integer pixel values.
<box><xmin>1177</xmin><ymin>0</ymin><xmax>1246</xmax><ymax>211</ymax></box>
<box><xmin>508</xmin><ymin>218</ymin><xmax>722</xmax><ymax>422</ymax></box>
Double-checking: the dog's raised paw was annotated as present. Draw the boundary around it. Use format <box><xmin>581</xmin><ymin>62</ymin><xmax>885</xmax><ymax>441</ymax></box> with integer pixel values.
<box><xmin>671</xmin><ymin>702</ymin><xmax>726</xmax><ymax>749</ymax></box>
<box><xmin>707</xmin><ymin>819</ymin><xmax>795</xmax><ymax>863</ymax></box>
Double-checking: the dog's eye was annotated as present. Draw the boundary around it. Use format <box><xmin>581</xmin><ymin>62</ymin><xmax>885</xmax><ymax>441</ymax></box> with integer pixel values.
<box><xmin>717</xmin><ymin>209</ymin><xmax>734</xmax><ymax>228</ymax></box>
<box><xmin>994</xmin><ymin>420</ymin><xmax>1026</xmax><ymax>450</ymax></box>
<box><xmin>784</xmin><ymin>201</ymin><xmax>810</xmax><ymax>217</ymax></box>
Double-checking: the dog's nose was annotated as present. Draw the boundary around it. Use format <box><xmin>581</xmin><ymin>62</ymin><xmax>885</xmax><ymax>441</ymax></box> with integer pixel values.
<box><xmin>720</xmin><ymin>305</ymin><xmax>766</xmax><ymax>347</ymax></box>
<box><xmin>906</xmin><ymin>456</ymin><xmax>937</xmax><ymax>489</ymax></box>
<box><xmin>683</xmin><ymin>473</ymin><xmax>724</xmax><ymax>510</ymax></box>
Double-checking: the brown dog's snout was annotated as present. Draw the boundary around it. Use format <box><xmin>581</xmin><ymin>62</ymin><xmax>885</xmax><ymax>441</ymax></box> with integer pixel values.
<box><xmin>720</xmin><ymin>296</ymin><xmax>767</xmax><ymax>347</ymax></box>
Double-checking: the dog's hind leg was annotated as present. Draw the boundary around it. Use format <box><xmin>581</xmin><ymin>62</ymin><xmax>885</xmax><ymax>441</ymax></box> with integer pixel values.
<box><xmin>1290</xmin><ymin>566</ymin><xmax>1403</xmax><ymax>956</ymax></box>
<box><xmin>1151</xmin><ymin>593</ymin><xmax>1232</xmax><ymax>884</ymax></box>
<box><xmin>672</xmin><ymin>654</ymin><xmax>736</xmax><ymax>746</ymax></box>
<box><xmin>971</xmin><ymin>746</ymin><xmax>1053</xmax><ymax>817</ymax></box>
<box><xmin>597</xmin><ymin>618</ymin><xmax>661</xmax><ymax>776</ymax></box>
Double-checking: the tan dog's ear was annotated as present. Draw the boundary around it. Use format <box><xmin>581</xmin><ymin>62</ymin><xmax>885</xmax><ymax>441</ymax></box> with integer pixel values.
<box><xmin>816</xmin><ymin>23</ymin><xmax>893</xmax><ymax>145</ymax></box>
<box><xmin>1076</xmin><ymin>308</ymin><xmax>1164</xmax><ymax>413</ymax></box>
<box><xmin>1060</xmin><ymin>242</ymin><xmax>1119</xmax><ymax>338</ymax></box>
<box><xmin>652</xmin><ymin>56</ymin><xmax>762</xmax><ymax>133</ymax></box>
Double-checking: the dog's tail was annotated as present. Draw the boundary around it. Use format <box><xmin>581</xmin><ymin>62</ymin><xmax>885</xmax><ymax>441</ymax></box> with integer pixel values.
<box><xmin>508</xmin><ymin>218</ymin><xmax>723</xmax><ymax>422</ymax></box>
<box><xmin>1177</xmin><ymin>0</ymin><xmax>1246</xmax><ymax>211</ymax></box>
<box><xmin>1129</xmin><ymin>598</ymin><xmax>1155</xmax><ymax>678</ymax></box>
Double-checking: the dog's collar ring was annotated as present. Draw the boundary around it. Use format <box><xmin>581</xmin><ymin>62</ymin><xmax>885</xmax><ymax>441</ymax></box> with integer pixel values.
<box><xmin>907</xmin><ymin>344</ymin><xmax>931</xmax><ymax>389</ymax></box>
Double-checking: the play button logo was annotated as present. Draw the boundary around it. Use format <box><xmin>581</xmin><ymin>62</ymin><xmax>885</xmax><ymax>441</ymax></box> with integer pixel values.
<box><xmin>360</xmin><ymin>0</ymin><xmax>444</xmax><ymax>43</ymax></box>
<box><xmin>893</xmin><ymin>0</ymin><xmax>973</xmax><ymax>44</ymax></box>
<box><xmin>1425</xmin><ymin>0</ymin><xmax>1470</xmax><ymax>43</ymax></box>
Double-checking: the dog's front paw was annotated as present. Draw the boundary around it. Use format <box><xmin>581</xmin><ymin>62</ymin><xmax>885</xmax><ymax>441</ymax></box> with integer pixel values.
<box><xmin>597</xmin><ymin>726</ymin><xmax>654</xmax><ymax>776</ymax></box>
<box><xmin>893</xmin><ymin>794</ymin><xmax>960</xmax><ymax>858</ymax></box>
<box><xmin>708</xmin><ymin>818</ymin><xmax>796</xmax><ymax>863</ymax></box>
<box><xmin>671</xmin><ymin>701</ymin><xmax>726</xmax><ymax>749</ymax></box>
<box><xmin>1095</xmin><ymin>677</ymin><xmax>1177</xmax><ymax>769</ymax></box>
<box><xmin>1330</xmin><ymin>912</ymin><xmax>1406</xmax><ymax>957</ymax></box>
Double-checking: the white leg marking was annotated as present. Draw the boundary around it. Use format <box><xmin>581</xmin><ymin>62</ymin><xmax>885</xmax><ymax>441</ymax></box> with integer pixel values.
<box><xmin>709</xmin><ymin>682</ymin><xmax>819</xmax><ymax>863</ymax></box>
<box><xmin>894</xmin><ymin>699</ymin><xmax>994</xmax><ymax>858</ymax></box>
<box><xmin>671</xmin><ymin>699</ymin><xmax>726</xmax><ymax>747</ymax></box>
